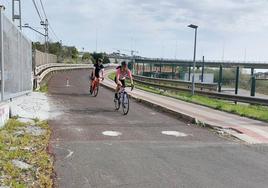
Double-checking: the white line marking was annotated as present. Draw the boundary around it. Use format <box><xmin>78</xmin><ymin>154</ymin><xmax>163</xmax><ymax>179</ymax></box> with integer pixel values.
<box><xmin>102</xmin><ymin>131</ymin><xmax>122</xmax><ymax>137</ymax></box>
<box><xmin>162</xmin><ymin>131</ymin><xmax>188</xmax><ymax>137</ymax></box>
<box><xmin>64</xmin><ymin>149</ymin><xmax>74</xmax><ymax>159</ymax></box>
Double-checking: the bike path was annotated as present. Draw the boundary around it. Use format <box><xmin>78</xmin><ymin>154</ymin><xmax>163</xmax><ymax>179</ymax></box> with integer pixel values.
<box><xmin>103</xmin><ymin>70</ymin><xmax>268</xmax><ymax>144</ymax></box>
<box><xmin>48</xmin><ymin>69</ymin><xmax>268</xmax><ymax>188</ymax></box>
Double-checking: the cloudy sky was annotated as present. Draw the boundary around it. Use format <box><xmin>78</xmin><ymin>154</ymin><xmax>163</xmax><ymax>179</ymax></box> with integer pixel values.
<box><xmin>1</xmin><ymin>0</ymin><xmax>268</xmax><ymax>61</ymax></box>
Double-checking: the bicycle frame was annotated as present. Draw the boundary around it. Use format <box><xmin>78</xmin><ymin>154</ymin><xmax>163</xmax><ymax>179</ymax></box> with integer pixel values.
<box><xmin>92</xmin><ymin>78</ymin><xmax>100</xmax><ymax>91</ymax></box>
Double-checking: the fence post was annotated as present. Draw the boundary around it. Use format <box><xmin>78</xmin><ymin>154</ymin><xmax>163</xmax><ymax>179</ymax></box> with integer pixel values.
<box><xmin>250</xmin><ymin>68</ymin><xmax>256</xmax><ymax>97</ymax></box>
<box><xmin>235</xmin><ymin>66</ymin><xmax>240</xmax><ymax>95</ymax></box>
<box><xmin>201</xmin><ymin>56</ymin><xmax>205</xmax><ymax>82</ymax></box>
<box><xmin>251</xmin><ymin>76</ymin><xmax>256</xmax><ymax>97</ymax></box>
<box><xmin>188</xmin><ymin>65</ymin><xmax>191</xmax><ymax>81</ymax></box>
<box><xmin>0</xmin><ymin>6</ymin><xmax>4</xmax><ymax>101</ymax></box>
<box><xmin>218</xmin><ymin>65</ymin><xmax>223</xmax><ymax>92</ymax></box>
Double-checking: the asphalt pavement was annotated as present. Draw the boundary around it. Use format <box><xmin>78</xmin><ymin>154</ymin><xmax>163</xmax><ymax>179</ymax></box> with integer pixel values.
<box><xmin>48</xmin><ymin>70</ymin><xmax>268</xmax><ymax>188</ymax></box>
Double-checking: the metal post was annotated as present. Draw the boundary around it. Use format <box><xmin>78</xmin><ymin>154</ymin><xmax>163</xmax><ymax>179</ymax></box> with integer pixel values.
<box><xmin>250</xmin><ymin>68</ymin><xmax>256</xmax><ymax>97</ymax></box>
<box><xmin>45</xmin><ymin>19</ymin><xmax>49</xmax><ymax>64</ymax></box>
<box><xmin>18</xmin><ymin>0</ymin><xmax>21</xmax><ymax>30</ymax></box>
<box><xmin>188</xmin><ymin>65</ymin><xmax>191</xmax><ymax>81</ymax></box>
<box><xmin>142</xmin><ymin>62</ymin><xmax>145</xmax><ymax>76</ymax></box>
<box><xmin>191</xmin><ymin>28</ymin><xmax>197</xmax><ymax>95</ymax></box>
<box><xmin>150</xmin><ymin>63</ymin><xmax>152</xmax><ymax>77</ymax></box>
<box><xmin>12</xmin><ymin>0</ymin><xmax>14</xmax><ymax>21</ymax></box>
<box><xmin>251</xmin><ymin>76</ymin><xmax>256</xmax><ymax>97</ymax></box>
<box><xmin>12</xmin><ymin>0</ymin><xmax>21</xmax><ymax>30</ymax></box>
<box><xmin>0</xmin><ymin>6</ymin><xmax>4</xmax><ymax>101</ymax></box>
<box><xmin>235</xmin><ymin>66</ymin><xmax>239</xmax><ymax>95</ymax></box>
<box><xmin>251</xmin><ymin>68</ymin><xmax>254</xmax><ymax>77</ymax></box>
<box><xmin>172</xmin><ymin>64</ymin><xmax>175</xmax><ymax>79</ymax></box>
<box><xmin>218</xmin><ymin>65</ymin><xmax>223</xmax><ymax>92</ymax></box>
<box><xmin>201</xmin><ymin>56</ymin><xmax>205</xmax><ymax>82</ymax></box>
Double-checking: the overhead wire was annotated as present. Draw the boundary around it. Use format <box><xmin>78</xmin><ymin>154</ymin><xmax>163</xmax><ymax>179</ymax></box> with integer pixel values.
<box><xmin>32</xmin><ymin>0</ymin><xmax>43</xmax><ymax>22</ymax></box>
<box><xmin>39</xmin><ymin>0</ymin><xmax>60</xmax><ymax>42</ymax></box>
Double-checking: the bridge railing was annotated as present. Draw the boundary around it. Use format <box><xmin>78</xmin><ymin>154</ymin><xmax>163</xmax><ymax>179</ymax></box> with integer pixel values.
<box><xmin>133</xmin><ymin>78</ymin><xmax>268</xmax><ymax>106</ymax></box>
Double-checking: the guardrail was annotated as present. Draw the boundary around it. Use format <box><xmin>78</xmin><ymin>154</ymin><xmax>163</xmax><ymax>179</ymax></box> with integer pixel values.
<box><xmin>36</xmin><ymin>64</ymin><xmax>93</xmax><ymax>90</ymax></box>
<box><xmin>134</xmin><ymin>79</ymin><xmax>268</xmax><ymax>106</ymax></box>
<box><xmin>133</xmin><ymin>75</ymin><xmax>218</xmax><ymax>91</ymax></box>
<box><xmin>35</xmin><ymin>63</ymin><xmax>92</xmax><ymax>75</ymax></box>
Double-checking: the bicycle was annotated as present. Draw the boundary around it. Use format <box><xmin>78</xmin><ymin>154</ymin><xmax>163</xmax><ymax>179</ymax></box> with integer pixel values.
<box><xmin>114</xmin><ymin>85</ymin><xmax>134</xmax><ymax>115</ymax></box>
<box><xmin>90</xmin><ymin>77</ymin><xmax>103</xmax><ymax>97</ymax></box>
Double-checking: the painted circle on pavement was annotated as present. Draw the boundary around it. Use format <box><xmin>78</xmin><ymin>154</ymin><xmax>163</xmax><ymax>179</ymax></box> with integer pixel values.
<box><xmin>102</xmin><ymin>131</ymin><xmax>122</xmax><ymax>137</ymax></box>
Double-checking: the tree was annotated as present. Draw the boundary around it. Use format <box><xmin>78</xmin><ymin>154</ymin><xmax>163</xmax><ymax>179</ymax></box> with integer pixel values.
<box><xmin>103</xmin><ymin>56</ymin><xmax>110</xmax><ymax>64</ymax></box>
<box><xmin>82</xmin><ymin>52</ymin><xmax>91</xmax><ymax>60</ymax></box>
<box><xmin>91</xmin><ymin>52</ymin><xmax>103</xmax><ymax>63</ymax></box>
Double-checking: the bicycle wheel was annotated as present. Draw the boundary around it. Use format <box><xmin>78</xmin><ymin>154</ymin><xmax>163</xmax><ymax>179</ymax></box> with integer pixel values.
<box><xmin>93</xmin><ymin>85</ymin><xmax>99</xmax><ymax>97</ymax></box>
<box><xmin>114</xmin><ymin>97</ymin><xmax>120</xmax><ymax>110</ymax></box>
<box><xmin>122</xmin><ymin>92</ymin><xmax>129</xmax><ymax>115</ymax></box>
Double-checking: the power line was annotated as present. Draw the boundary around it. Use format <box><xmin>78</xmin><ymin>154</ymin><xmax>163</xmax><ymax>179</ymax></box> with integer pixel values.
<box><xmin>39</xmin><ymin>0</ymin><xmax>47</xmax><ymax>20</ymax></box>
<box><xmin>32</xmin><ymin>0</ymin><xmax>43</xmax><ymax>21</ymax></box>
<box><xmin>38</xmin><ymin>0</ymin><xmax>60</xmax><ymax>42</ymax></box>
<box><xmin>49</xmin><ymin>25</ymin><xmax>59</xmax><ymax>41</ymax></box>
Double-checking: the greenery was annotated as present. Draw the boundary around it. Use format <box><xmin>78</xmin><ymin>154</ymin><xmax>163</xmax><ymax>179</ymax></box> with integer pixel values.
<box><xmin>108</xmin><ymin>72</ymin><xmax>268</xmax><ymax>122</ymax></box>
<box><xmin>38</xmin><ymin>83</ymin><xmax>48</xmax><ymax>93</ymax></box>
<box><xmin>91</xmin><ymin>52</ymin><xmax>110</xmax><ymax>64</ymax></box>
<box><xmin>33</xmin><ymin>42</ymin><xmax>79</xmax><ymax>60</ymax></box>
<box><xmin>0</xmin><ymin>119</ymin><xmax>53</xmax><ymax>187</ymax></box>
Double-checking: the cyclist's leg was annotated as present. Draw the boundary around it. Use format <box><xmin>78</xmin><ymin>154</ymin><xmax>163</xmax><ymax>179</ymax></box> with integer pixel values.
<box><xmin>114</xmin><ymin>78</ymin><xmax>122</xmax><ymax>99</ymax></box>
<box><xmin>121</xmin><ymin>80</ymin><xmax>126</xmax><ymax>88</ymax></box>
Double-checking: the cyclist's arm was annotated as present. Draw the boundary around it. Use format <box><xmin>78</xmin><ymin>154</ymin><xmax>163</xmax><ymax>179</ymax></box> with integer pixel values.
<box><xmin>116</xmin><ymin>69</ymin><xmax>121</xmax><ymax>84</ymax></box>
<box><xmin>100</xmin><ymin>68</ymin><xmax>104</xmax><ymax>79</ymax></box>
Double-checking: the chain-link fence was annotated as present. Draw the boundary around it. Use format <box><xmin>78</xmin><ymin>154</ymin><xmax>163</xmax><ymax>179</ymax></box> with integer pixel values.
<box><xmin>0</xmin><ymin>9</ymin><xmax>32</xmax><ymax>101</ymax></box>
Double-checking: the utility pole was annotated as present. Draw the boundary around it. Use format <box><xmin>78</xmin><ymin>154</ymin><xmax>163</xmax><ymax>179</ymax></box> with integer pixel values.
<box><xmin>12</xmin><ymin>0</ymin><xmax>22</xmax><ymax>30</ymax></box>
<box><xmin>188</xmin><ymin>24</ymin><xmax>198</xmax><ymax>95</ymax></box>
<box><xmin>41</xmin><ymin>19</ymin><xmax>49</xmax><ymax>63</ymax></box>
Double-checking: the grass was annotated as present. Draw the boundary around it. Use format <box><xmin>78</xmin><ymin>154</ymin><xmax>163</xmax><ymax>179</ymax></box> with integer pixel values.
<box><xmin>108</xmin><ymin>72</ymin><xmax>268</xmax><ymax>122</ymax></box>
<box><xmin>38</xmin><ymin>83</ymin><xmax>49</xmax><ymax>93</ymax></box>
<box><xmin>0</xmin><ymin>119</ymin><xmax>53</xmax><ymax>187</ymax></box>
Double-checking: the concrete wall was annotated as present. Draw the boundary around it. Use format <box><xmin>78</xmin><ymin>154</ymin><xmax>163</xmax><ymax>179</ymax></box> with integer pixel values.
<box><xmin>34</xmin><ymin>50</ymin><xmax>58</xmax><ymax>67</ymax></box>
<box><xmin>0</xmin><ymin>103</ymin><xmax>9</xmax><ymax>128</ymax></box>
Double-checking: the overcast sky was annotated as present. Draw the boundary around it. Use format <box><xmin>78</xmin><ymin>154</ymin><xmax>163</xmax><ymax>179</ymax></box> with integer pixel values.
<box><xmin>1</xmin><ymin>0</ymin><xmax>268</xmax><ymax>61</ymax></box>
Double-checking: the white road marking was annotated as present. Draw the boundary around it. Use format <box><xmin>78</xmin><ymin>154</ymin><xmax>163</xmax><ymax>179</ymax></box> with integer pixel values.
<box><xmin>161</xmin><ymin>131</ymin><xmax>188</xmax><ymax>137</ymax></box>
<box><xmin>64</xmin><ymin>149</ymin><xmax>74</xmax><ymax>159</ymax></box>
<box><xmin>102</xmin><ymin>131</ymin><xmax>122</xmax><ymax>137</ymax></box>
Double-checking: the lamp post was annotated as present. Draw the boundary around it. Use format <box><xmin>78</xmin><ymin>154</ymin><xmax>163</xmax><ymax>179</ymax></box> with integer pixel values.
<box><xmin>188</xmin><ymin>24</ymin><xmax>198</xmax><ymax>95</ymax></box>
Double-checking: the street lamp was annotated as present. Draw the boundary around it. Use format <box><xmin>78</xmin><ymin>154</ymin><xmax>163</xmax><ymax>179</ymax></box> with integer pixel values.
<box><xmin>188</xmin><ymin>24</ymin><xmax>198</xmax><ymax>95</ymax></box>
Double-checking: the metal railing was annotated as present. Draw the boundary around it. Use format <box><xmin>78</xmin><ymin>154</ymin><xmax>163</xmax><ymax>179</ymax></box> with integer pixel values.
<box><xmin>133</xmin><ymin>75</ymin><xmax>218</xmax><ymax>91</ymax></box>
<box><xmin>36</xmin><ymin>64</ymin><xmax>92</xmax><ymax>90</ymax></box>
<box><xmin>133</xmin><ymin>78</ymin><xmax>268</xmax><ymax>106</ymax></box>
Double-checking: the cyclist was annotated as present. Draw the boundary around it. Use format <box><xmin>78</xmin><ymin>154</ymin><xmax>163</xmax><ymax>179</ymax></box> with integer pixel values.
<box><xmin>90</xmin><ymin>58</ymin><xmax>104</xmax><ymax>94</ymax></box>
<box><xmin>114</xmin><ymin>61</ymin><xmax>134</xmax><ymax>100</ymax></box>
